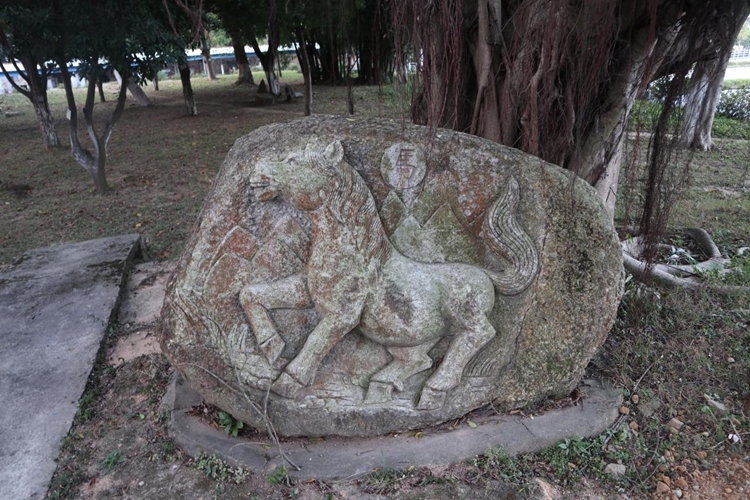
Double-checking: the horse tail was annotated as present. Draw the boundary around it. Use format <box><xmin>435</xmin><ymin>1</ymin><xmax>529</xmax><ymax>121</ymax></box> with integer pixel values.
<box><xmin>482</xmin><ymin>177</ymin><xmax>539</xmax><ymax>295</ymax></box>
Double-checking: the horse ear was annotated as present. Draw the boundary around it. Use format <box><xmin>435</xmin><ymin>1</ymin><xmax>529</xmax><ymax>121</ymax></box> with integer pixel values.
<box><xmin>324</xmin><ymin>140</ymin><xmax>344</xmax><ymax>165</ymax></box>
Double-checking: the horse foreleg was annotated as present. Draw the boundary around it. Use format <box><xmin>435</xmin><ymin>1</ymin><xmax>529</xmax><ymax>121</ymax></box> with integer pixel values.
<box><xmin>239</xmin><ymin>274</ymin><xmax>311</xmax><ymax>365</ymax></box>
<box><xmin>271</xmin><ymin>312</ymin><xmax>360</xmax><ymax>399</ymax></box>
<box><xmin>418</xmin><ymin>315</ymin><xmax>496</xmax><ymax>410</ymax></box>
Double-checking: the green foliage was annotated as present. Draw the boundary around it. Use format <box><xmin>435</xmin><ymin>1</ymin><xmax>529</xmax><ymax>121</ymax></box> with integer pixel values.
<box><xmin>74</xmin><ymin>390</ymin><xmax>98</xmax><ymax>422</ymax></box>
<box><xmin>711</xmin><ymin>115</ymin><xmax>750</xmax><ymax>139</ymax></box>
<box><xmin>538</xmin><ymin>427</ymin><xmax>637</xmax><ymax>486</ymax></box>
<box><xmin>647</xmin><ymin>75</ymin><xmax>687</xmax><ymax>103</ymax></box>
<box><xmin>630</xmin><ymin>97</ymin><xmax>750</xmax><ymax>139</ymax></box>
<box><xmin>699</xmin><ymin>253</ymin><xmax>750</xmax><ymax>287</ymax></box>
<box><xmin>209</xmin><ymin>28</ymin><xmax>231</xmax><ymax>48</ymax></box>
<box><xmin>51</xmin><ymin>0</ymin><xmax>172</xmax><ymax>81</ymax></box>
<box><xmin>737</xmin><ymin>19</ymin><xmax>750</xmax><ymax>47</ymax></box>
<box><xmin>47</xmin><ymin>468</ymin><xmax>87</xmax><ymax>499</ymax></box>
<box><xmin>608</xmin><ymin>278</ymin><xmax>749</xmax><ymax>440</ymax></box>
<box><xmin>218</xmin><ymin>411</ymin><xmax>244</xmax><ymax>437</ymax></box>
<box><xmin>415</xmin><ymin>470</ymin><xmax>458</xmax><ymax>486</ymax></box>
<box><xmin>630</xmin><ymin>100</ymin><xmax>664</xmax><ymax>130</ymax></box>
<box><xmin>723</xmin><ymin>78</ymin><xmax>750</xmax><ymax>89</ymax></box>
<box><xmin>265</xmin><ymin>464</ymin><xmax>288</xmax><ymax>485</ymax></box>
<box><xmin>195</xmin><ymin>452</ymin><xmax>248</xmax><ymax>484</ymax></box>
<box><xmin>159</xmin><ymin>439</ymin><xmax>179</xmax><ymax>462</ymax></box>
<box><xmin>0</xmin><ymin>2</ymin><xmax>55</xmax><ymax>60</ymax></box>
<box><xmin>100</xmin><ymin>449</ymin><xmax>125</xmax><ymax>473</ymax></box>
<box><xmin>717</xmin><ymin>86</ymin><xmax>750</xmax><ymax>122</ymax></box>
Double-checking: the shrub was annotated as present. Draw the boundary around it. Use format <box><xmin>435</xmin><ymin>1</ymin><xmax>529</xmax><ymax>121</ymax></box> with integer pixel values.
<box><xmin>717</xmin><ymin>86</ymin><xmax>750</xmax><ymax>122</ymax></box>
<box><xmin>722</xmin><ymin>78</ymin><xmax>750</xmax><ymax>89</ymax></box>
<box><xmin>712</xmin><ymin>115</ymin><xmax>750</xmax><ymax>139</ymax></box>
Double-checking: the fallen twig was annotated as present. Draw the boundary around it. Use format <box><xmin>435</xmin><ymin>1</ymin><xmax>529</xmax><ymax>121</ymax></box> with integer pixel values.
<box><xmin>182</xmin><ymin>362</ymin><xmax>301</xmax><ymax>471</ymax></box>
<box><xmin>633</xmin><ymin>355</ymin><xmax>662</xmax><ymax>394</ymax></box>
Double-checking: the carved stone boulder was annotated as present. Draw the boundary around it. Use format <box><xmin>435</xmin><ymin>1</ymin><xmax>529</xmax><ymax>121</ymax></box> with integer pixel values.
<box><xmin>160</xmin><ymin>116</ymin><xmax>624</xmax><ymax>437</ymax></box>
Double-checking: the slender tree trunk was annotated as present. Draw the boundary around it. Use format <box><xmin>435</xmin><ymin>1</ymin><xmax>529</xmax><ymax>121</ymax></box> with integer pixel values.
<box><xmin>680</xmin><ymin>61</ymin><xmax>721</xmax><ymax>151</ymax></box>
<box><xmin>345</xmin><ymin>53</ymin><xmax>354</xmax><ymax>115</ymax></box>
<box><xmin>178</xmin><ymin>62</ymin><xmax>198</xmax><ymax>116</ymax></box>
<box><xmin>250</xmin><ymin>37</ymin><xmax>280</xmax><ymax>95</ymax></box>
<box><xmin>680</xmin><ymin>3</ymin><xmax>750</xmax><ymax>150</ymax></box>
<box><xmin>154</xmin><ymin>73</ymin><xmax>159</xmax><ymax>91</ymax></box>
<box><xmin>97</xmin><ymin>79</ymin><xmax>106</xmax><ymax>102</ymax></box>
<box><xmin>201</xmin><ymin>30</ymin><xmax>217</xmax><ymax>80</ymax></box>
<box><xmin>31</xmin><ymin>95</ymin><xmax>60</xmax><ymax>148</ymax></box>
<box><xmin>295</xmin><ymin>27</ymin><xmax>313</xmax><ymax>116</ymax></box>
<box><xmin>0</xmin><ymin>53</ymin><xmax>60</xmax><ymax>148</ymax></box>
<box><xmin>469</xmin><ymin>0</ymin><xmax>501</xmax><ymax>141</ymax></box>
<box><xmin>59</xmin><ymin>61</ymin><xmax>129</xmax><ymax>193</ymax></box>
<box><xmin>265</xmin><ymin>65</ymin><xmax>280</xmax><ymax>95</ymax></box>
<box><xmin>328</xmin><ymin>0</ymin><xmax>338</xmax><ymax>85</ymax></box>
<box><xmin>339</xmin><ymin>0</ymin><xmax>354</xmax><ymax>113</ymax></box>
<box><xmin>127</xmin><ymin>80</ymin><xmax>152</xmax><ymax>106</ymax></box>
<box><xmin>231</xmin><ymin>30</ymin><xmax>254</xmax><ymax>85</ymax></box>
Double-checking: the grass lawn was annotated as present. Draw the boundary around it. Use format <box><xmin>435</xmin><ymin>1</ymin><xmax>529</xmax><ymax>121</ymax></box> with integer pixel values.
<box><xmin>0</xmin><ymin>73</ymin><xmax>408</xmax><ymax>265</ymax></box>
<box><xmin>1</xmin><ymin>74</ymin><xmax>748</xmax><ymax>499</ymax></box>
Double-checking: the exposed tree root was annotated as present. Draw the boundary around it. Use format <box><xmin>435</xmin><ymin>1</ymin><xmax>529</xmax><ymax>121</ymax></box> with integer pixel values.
<box><xmin>621</xmin><ymin>228</ymin><xmax>749</xmax><ymax>294</ymax></box>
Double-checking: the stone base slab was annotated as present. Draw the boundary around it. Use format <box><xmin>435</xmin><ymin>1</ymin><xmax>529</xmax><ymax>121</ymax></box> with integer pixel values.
<box><xmin>164</xmin><ymin>374</ymin><xmax>622</xmax><ymax>480</ymax></box>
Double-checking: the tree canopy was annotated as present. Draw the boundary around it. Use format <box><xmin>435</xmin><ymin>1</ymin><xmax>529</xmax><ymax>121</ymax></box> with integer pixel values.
<box><xmin>3</xmin><ymin>0</ymin><xmax>749</xmax><ymax>208</ymax></box>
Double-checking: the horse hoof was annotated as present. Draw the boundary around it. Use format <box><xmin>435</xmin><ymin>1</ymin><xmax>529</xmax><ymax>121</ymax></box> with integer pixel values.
<box><xmin>271</xmin><ymin>371</ymin><xmax>305</xmax><ymax>399</ymax></box>
<box><xmin>364</xmin><ymin>381</ymin><xmax>394</xmax><ymax>405</ymax></box>
<box><xmin>417</xmin><ymin>386</ymin><xmax>446</xmax><ymax>410</ymax></box>
<box><xmin>260</xmin><ymin>334</ymin><xmax>286</xmax><ymax>365</ymax></box>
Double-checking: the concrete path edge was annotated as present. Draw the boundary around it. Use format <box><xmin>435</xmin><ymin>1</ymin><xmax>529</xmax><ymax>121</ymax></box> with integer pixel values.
<box><xmin>0</xmin><ymin>235</ymin><xmax>141</xmax><ymax>500</ymax></box>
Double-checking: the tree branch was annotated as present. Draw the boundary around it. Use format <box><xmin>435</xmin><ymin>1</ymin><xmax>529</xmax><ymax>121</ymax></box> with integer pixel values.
<box><xmin>0</xmin><ymin>58</ymin><xmax>31</xmax><ymax>98</ymax></box>
<box><xmin>82</xmin><ymin>71</ymin><xmax>102</xmax><ymax>161</ymax></box>
<box><xmin>103</xmin><ymin>72</ymin><xmax>129</xmax><ymax>147</ymax></box>
<box><xmin>14</xmin><ymin>56</ymin><xmax>34</xmax><ymax>88</ymax></box>
<box><xmin>0</xmin><ymin>25</ymin><xmax>32</xmax><ymax>98</ymax></box>
<box><xmin>470</xmin><ymin>0</ymin><xmax>493</xmax><ymax>136</ymax></box>
<box><xmin>59</xmin><ymin>59</ymin><xmax>95</xmax><ymax>172</ymax></box>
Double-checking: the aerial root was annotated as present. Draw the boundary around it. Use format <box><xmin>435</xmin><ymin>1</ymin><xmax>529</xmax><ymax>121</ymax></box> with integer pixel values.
<box><xmin>621</xmin><ymin>228</ymin><xmax>749</xmax><ymax>294</ymax></box>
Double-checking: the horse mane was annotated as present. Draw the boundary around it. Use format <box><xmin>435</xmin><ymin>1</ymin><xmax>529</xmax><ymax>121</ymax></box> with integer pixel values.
<box><xmin>305</xmin><ymin>150</ymin><xmax>392</xmax><ymax>268</ymax></box>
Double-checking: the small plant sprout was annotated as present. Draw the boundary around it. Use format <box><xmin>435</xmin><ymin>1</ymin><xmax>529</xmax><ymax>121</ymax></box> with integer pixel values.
<box><xmin>218</xmin><ymin>411</ymin><xmax>244</xmax><ymax>437</ymax></box>
<box><xmin>265</xmin><ymin>464</ymin><xmax>288</xmax><ymax>485</ymax></box>
<box><xmin>195</xmin><ymin>452</ymin><xmax>248</xmax><ymax>484</ymax></box>
<box><xmin>100</xmin><ymin>449</ymin><xmax>125</xmax><ymax>473</ymax></box>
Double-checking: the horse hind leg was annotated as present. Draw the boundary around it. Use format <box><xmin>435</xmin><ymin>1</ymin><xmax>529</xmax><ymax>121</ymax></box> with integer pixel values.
<box><xmin>364</xmin><ymin>341</ymin><xmax>439</xmax><ymax>405</ymax></box>
<box><xmin>418</xmin><ymin>315</ymin><xmax>496</xmax><ymax>410</ymax></box>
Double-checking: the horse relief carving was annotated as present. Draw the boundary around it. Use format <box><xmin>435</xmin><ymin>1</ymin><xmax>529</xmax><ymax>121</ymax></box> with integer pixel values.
<box><xmin>241</xmin><ymin>140</ymin><xmax>540</xmax><ymax>410</ymax></box>
<box><xmin>161</xmin><ymin>117</ymin><xmax>624</xmax><ymax>437</ymax></box>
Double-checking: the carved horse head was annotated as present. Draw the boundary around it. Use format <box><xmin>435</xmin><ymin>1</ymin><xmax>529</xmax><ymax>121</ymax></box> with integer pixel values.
<box><xmin>248</xmin><ymin>140</ymin><xmax>344</xmax><ymax>212</ymax></box>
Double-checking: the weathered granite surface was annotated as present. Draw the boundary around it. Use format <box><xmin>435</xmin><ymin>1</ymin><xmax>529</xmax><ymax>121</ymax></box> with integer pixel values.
<box><xmin>160</xmin><ymin>116</ymin><xmax>624</xmax><ymax>437</ymax></box>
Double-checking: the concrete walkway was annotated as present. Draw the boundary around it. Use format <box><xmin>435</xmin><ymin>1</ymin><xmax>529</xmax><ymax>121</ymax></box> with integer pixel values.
<box><xmin>0</xmin><ymin>235</ymin><xmax>140</xmax><ymax>500</ymax></box>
